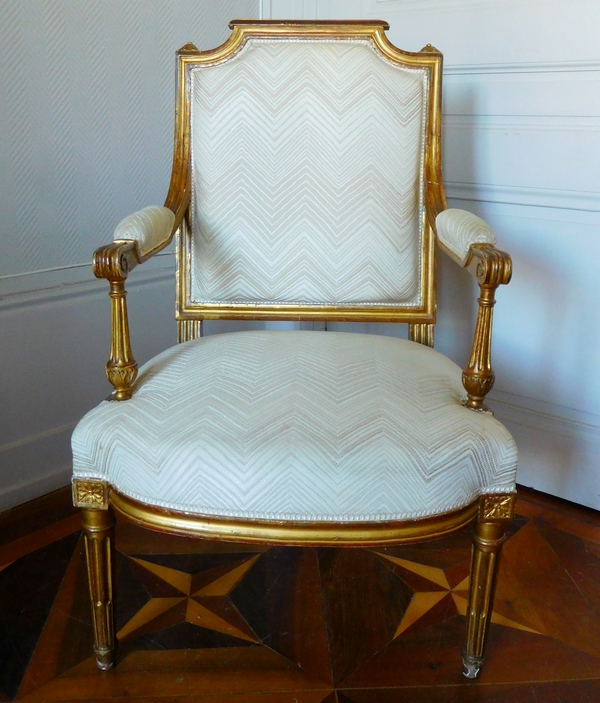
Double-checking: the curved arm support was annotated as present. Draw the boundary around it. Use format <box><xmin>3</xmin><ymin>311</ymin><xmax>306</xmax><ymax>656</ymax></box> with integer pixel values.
<box><xmin>93</xmin><ymin>242</ymin><xmax>139</xmax><ymax>400</ymax></box>
<box><xmin>462</xmin><ymin>244</ymin><xmax>512</xmax><ymax>411</ymax></box>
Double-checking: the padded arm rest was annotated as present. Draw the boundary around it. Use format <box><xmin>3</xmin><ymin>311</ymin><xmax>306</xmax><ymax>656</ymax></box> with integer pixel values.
<box><xmin>436</xmin><ymin>209</ymin><xmax>497</xmax><ymax>266</ymax></box>
<box><xmin>113</xmin><ymin>206</ymin><xmax>175</xmax><ymax>259</ymax></box>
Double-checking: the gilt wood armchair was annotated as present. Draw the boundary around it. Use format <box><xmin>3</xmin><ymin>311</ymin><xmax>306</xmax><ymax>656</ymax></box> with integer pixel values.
<box><xmin>72</xmin><ymin>20</ymin><xmax>517</xmax><ymax>680</ymax></box>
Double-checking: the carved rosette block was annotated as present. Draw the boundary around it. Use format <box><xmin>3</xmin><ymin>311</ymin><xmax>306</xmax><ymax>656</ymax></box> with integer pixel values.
<box><xmin>480</xmin><ymin>493</ymin><xmax>516</xmax><ymax>522</ymax></box>
<box><xmin>72</xmin><ymin>478</ymin><xmax>109</xmax><ymax>510</ymax></box>
<box><xmin>463</xmin><ymin>245</ymin><xmax>512</xmax><ymax>412</ymax></box>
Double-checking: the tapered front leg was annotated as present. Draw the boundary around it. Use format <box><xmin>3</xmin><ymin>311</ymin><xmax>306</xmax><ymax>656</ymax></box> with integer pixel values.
<box><xmin>82</xmin><ymin>507</ymin><xmax>117</xmax><ymax>670</ymax></box>
<box><xmin>462</xmin><ymin>493</ymin><xmax>515</xmax><ymax>679</ymax></box>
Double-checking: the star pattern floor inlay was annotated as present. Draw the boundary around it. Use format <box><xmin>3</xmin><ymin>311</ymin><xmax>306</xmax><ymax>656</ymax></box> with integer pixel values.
<box><xmin>118</xmin><ymin>554</ymin><xmax>260</xmax><ymax>643</ymax></box>
<box><xmin>2</xmin><ymin>489</ymin><xmax>600</xmax><ymax>701</ymax></box>
<box><xmin>377</xmin><ymin>551</ymin><xmax>542</xmax><ymax>638</ymax></box>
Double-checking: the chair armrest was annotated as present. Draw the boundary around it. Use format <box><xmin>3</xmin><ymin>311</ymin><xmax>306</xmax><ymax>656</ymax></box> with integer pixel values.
<box><xmin>91</xmin><ymin>206</ymin><xmax>174</xmax><ymax>402</ymax></box>
<box><xmin>112</xmin><ymin>205</ymin><xmax>175</xmax><ymax>261</ymax></box>
<box><xmin>90</xmin><ymin>175</ymin><xmax>187</xmax><ymax>400</ymax></box>
<box><xmin>435</xmin><ymin>209</ymin><xmax>512</xmax><ymax>412</ymax></box>
<box><xmin>436</xmin><ymin>209</ymin><xmax>497</xmax><ymax>266</ymax></box>
<box><xmin>93</xmin><ymin>204</ymin><xmax>179</xmax><ymax>281</ymax></box>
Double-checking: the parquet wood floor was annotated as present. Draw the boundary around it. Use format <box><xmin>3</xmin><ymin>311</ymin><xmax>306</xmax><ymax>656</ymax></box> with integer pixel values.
<box><xmin>1</xmin><ymin>486</ymin><xmax>600</xmax><ymax>701</ymax></box>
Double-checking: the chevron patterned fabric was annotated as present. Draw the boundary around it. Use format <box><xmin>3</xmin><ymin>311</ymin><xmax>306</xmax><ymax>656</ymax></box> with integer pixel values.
<box><xmin>436</xmin><ymin>209</ymin><xmax>497</xmax><ymax>266</ymax></box>
<box><xmin>190</xmin><ymin>39</ymin><xmax>428</xmax><ymax>306</ymax></box>
<box><xmin>113</xmin><ymin>206</ymin><xmax>174</xmax><ymax>257</ymax></box>
<box><xmin>72</xmin><ymin>331</ymin><xmax>517</xmax><ymax>522</ymax></box>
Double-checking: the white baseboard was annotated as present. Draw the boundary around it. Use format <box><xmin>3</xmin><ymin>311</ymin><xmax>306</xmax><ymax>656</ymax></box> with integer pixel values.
<box><xmin>0</xmin><ymin>467</ymin><xmax>72</xmax><ymax>514</ymax></box>
<box><xmin>0</xmin><ymin>422</ymin><xmax>74</xmax><ymax>511</ymax></box>
<box><xmin>489</xmin><ymin>391</ymin><xmax>600</xmax><ymax>511</ymax></box>
<box><xmin>490</xmin><ymin>390</ymin><xmax>600</xmax><ymax>441</ymax></box>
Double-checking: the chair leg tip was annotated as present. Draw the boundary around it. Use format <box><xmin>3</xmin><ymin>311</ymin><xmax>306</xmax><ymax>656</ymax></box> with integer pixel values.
<box><xmin>94</xmin><ymin>646</ymin><xmax>116</xmax><ymax>671</ymax></box>
<box><xmin>461</xmin><ymin>649</ymin><xmax>484</xmax><ymax>679</ymax></box>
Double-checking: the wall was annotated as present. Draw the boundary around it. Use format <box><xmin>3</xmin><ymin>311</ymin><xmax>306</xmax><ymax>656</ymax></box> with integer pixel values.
<box><xmin>0</xmin><ymin>0</ymin><xmax>259</xmax><ymax>511</ymax></box>
<box><xmin>265</xmin><ymin>0</ymin><xmax>600</xmax><ymax>508</ymax></box>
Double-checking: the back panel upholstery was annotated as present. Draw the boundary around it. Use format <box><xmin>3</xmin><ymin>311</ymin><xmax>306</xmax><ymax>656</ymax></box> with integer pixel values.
<box><xmin>189</xmin><ymin>38</ymin><xmax>429</xmax><ymax>308</ymax></box>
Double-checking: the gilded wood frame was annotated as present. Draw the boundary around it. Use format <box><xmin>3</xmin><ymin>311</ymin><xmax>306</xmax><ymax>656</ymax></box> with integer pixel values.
<box><xmin>169</xmin><ymin>20</ymin><xmax>445</xmax><ymax>327</ymax></box>
<box><xmin>109</xmin><ymin>487</ymin><xmax>479</xmax><ymax>547</ymax></box>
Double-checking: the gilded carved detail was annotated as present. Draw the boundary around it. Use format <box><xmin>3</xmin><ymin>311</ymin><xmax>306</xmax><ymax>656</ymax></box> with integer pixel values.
<box><xmin>177</xmin><ymin>319</ymin><xmax>203</xmax><ymax>343</ymax></box>
<box><xmin>480</xmin><ymin>494</ymin><xmax>515</xmax><ymax>521</ymax></box>
<box><xmin>469</xmin><ymin>244</ymin><xmax>512</xmax><ymax>287</ymax></box>
<box><xmin>463</xmin><ymin>518</ymin><xmax>506</xmax><ymax>677</ymax></box>
<box><xmin>462</xmin><ymin>244</ymin><xmax>512</xmax><ymax>411</ymax></box>
<box><xmin>109</xmin><ymin>489</ymin><xmax>480</xmax><ymax>546</ymax></box>
<box><xmin>82</xmin><ymin>507</ymin><xmax>116</xmax><ymax>669</ymax></box>
<box><xmin>178</xmin><ymin>42</ymin><xmax>200</xmax><ymax>55</ymax></box>
<box><xmin>93</xmin><ymin>241</ymin><xmax>139</xmax><ymax>282</ymax></box>
<box><xmin>73</xmin><ymin>479</ymin><xmax>109</xmax><ymax>510</ymax></box>
<box><xmin>419</xmin><ymin>43</ymin><xmax>441</xmax><ymax>54</ymax></box>
<box><xmin>409</xmin><ymin>323</ymin><xmax>434</xmax><ymax>348</ymax></box>
<box><xmin>92</xmin><ymin>245</ymin><xmax>139</xmax><ymax>400</ymax></box>
<box><xmin>106</xmin><ymin>363</ymin><xmax>138</xmax><ymax>400</ymax></box>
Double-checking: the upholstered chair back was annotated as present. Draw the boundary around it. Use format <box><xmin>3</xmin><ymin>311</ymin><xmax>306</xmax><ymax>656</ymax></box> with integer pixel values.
<box><xmin>185</xmin><ymin>33</ymin><xmax>434</xmax><ymax>315</ymax></box>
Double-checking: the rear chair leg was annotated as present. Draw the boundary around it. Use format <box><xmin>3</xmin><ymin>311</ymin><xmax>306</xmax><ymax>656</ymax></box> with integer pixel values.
<box><xmin>462</xmin><ymin>493</ymin><xmax>515</xmax><ymax>679</ymax></box>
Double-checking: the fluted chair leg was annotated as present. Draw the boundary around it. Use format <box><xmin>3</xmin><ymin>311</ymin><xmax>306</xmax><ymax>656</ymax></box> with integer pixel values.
<box><xmin>82</xmin><ymin>506</ymin><xmax>117</xmax><ymax>670</ymax></box>
<box><xmin>462</xmin><ymin>493</ymin><xmax>515</xmax><ymax>679</ymax></box>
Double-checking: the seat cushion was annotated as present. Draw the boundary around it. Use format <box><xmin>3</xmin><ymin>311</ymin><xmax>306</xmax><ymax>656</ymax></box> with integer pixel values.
<box><xmin>72</xmin><ymin>331</ymin><xmax>517</xmax><ymax>522</ymax></box>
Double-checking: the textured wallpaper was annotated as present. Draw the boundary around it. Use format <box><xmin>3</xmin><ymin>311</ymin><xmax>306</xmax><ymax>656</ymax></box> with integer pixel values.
<box><xmin>0</xmin><ymin>0</ymin><xmax>258</xmax><ymax>278</ymax></box>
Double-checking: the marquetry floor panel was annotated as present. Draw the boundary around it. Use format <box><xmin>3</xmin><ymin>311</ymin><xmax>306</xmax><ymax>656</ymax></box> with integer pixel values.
<box><xmin>2</xmin><ymin>488</ymin><xmax>600</xmax><ymax>701</ymax></box>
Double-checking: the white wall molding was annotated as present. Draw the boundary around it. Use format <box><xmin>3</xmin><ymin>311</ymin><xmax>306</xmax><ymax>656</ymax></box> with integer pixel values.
<box><xmin>445</xmin><ymin>60</ymin><xmax>600</xmax><ymax>75</ymax></box>
<box><xmin>0</xmin><ymin>253</ymin><xmax>174</xmax><ymax>312</ymax></box>
<box><xmin>445</xmin><ymin>182</ymin><xmax>600</xmax><ymax>212</ymax></box>
<box><xmin>375</xmin><ymin>0</ymin><xmax>504</xmax><ymax>7</ymax></box>
<box><xmin>1</xmin><ymin>269</ymin><xmax>178</xmax><ymax>510</ymax></box>
<box><xmin>0</xmin><ymin>421</ymin><xmax>77</xmax><ymax>455</ymax></box>
<box><xmin>442</xmin><ymin>111</ymin><xmax>600</xmax><ymax>213</ymax></box>
<box><xmin>445</xmin><ymin>115</ymin><xmax>600</xmax><ymax>133</ymax></box>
